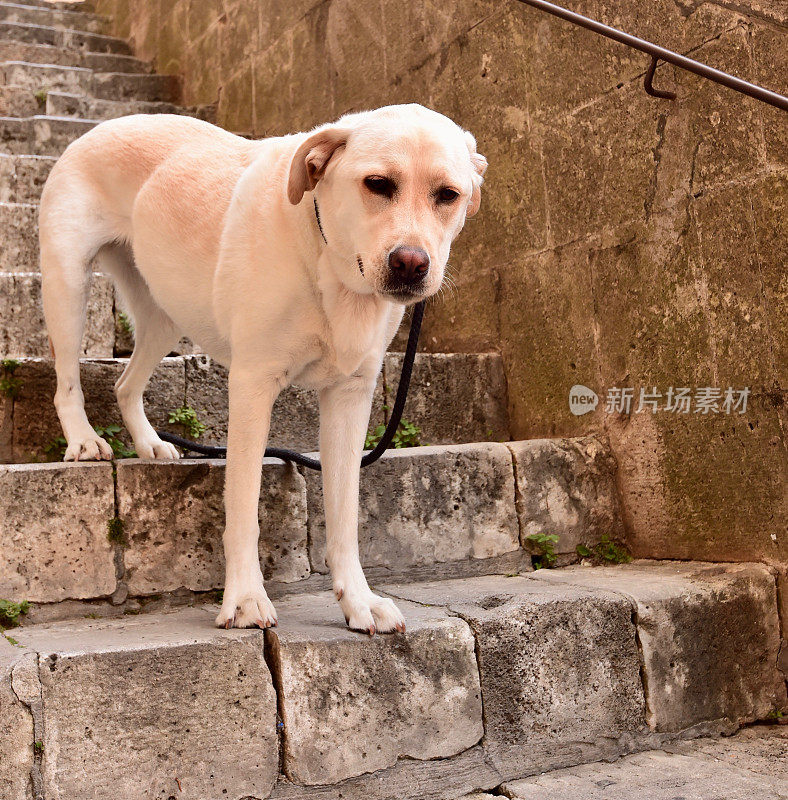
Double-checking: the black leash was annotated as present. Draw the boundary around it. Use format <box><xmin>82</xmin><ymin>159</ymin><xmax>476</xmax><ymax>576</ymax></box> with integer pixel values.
<box><xmin>157</xmin><ymin>198</ymin><xmax>425</xmax><ymax>471</ymax></box>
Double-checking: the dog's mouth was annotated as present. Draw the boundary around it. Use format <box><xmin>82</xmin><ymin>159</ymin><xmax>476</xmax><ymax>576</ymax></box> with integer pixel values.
<box><xmin>356</xmin><ymin>255</ymin><xmax>365</xmax><ymax>276</ymax></box>
<box><xmin>379</xmin><ymin>285</ymin><xmax>425</xmax><ymax>305</ymax></box>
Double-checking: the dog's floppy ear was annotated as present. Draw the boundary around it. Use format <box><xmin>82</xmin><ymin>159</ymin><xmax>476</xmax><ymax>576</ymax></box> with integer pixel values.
<box><xmin>287</xmin><ymin>127</ymin><xmax>351</xmax><ymax>205</ymax></box>
<box><xmin>464</xmin><ymin>131</ymin><xmax>488</xmax><ymax>217</ymax></box>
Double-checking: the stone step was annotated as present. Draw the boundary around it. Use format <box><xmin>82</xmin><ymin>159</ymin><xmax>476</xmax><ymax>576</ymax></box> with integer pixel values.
<box><xmin>0</xmin><ymin>114</ymin><xmax>95</xmax><ymax>156</ymax></box>
<box><xmin>0</xmin><ymin>84</ymin><xmax>214</xmax><ymax>123</ymax></box>
<box><xmin>12</xmin><ymin>0</ymin><xmax>94</xmax><ymax>11</ymax></box>
<box><xmin>44</xmin><ymin>90</ymin><xmax>216</xmax><ymax>122</ymax></box>
<box><xmin>2</xmin><ymin>563</ymin><xmax>785</xmax><ymax>799</ymax></box>
<box><xmin>0</xmin><ymin>1</ymin><xmax>108</xmax><ymax>34</ymax></box>
<box><xmin>0</xmin><ymin>20</ymin><xmax>130</xmax><ymax>53</ymax></box>
<box><xmin>0</xmin><ymin>152</ymin><xmax>53</xmax><ymax>201</ymax></box>
<box><xmin>0</xmin><ymin>199</ymin><xmax>37</xmax><ymax>269</ymax></box>
<box><xmin>0</xmin><ymin>39</ymin><xmax>149</xmax><ymax>71</ymax></box>
<box><xmin>0</xmin><ymin>271</ymin><xmax>114</xmax><ymax>358</ymax></box>
<box><xmin>1</xmin><ymin>61</ymin><xmax>180</xmax><ymax>101</ymax></box>
<box><xmin>1</xmin><ymin>351</ymin><xmax>511</xmax><ymax>460</ymax></box>
<box><xmin>501</xmin><ymin>727</ymin><xmax>788</xmax><ymax>799</ymax></box>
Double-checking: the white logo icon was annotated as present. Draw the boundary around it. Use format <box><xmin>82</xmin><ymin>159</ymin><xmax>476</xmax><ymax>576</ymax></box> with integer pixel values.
<box><xmin>569</xmin><ymin>384</ymin><xmax>598</xmax><ymax>416</ymax></box>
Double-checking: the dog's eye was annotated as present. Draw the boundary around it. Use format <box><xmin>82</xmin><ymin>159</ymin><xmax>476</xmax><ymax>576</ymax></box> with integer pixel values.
<box><xmin>436</xmin><ymin>187</ymin><xmax>459</xmax><ymax>204</ymax></box>
<box><xmin>363</xmin><ymin>176</ymin><xmax>396</xmax><ymax>198</ymax></box>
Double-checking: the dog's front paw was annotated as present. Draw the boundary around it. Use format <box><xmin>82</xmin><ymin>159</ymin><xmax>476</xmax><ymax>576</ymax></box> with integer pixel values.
<box><xmin>337</xmin><ymin>587</ymin><xmax>406</xmax><ymax>635</ymax></box>
<box><xmin>64</xmin><ymin>433</ymin><xmax>114</xmax><ymax>461</ymax></box>
<box><xmin>216</xmin><ymin>576</ymin><xmax>277</xmax><ymax>629</ymax></box>
<box><xmin>133</xmin><ymin>434</ymin><xmax>180</xmax><ymax>460</ymax></box>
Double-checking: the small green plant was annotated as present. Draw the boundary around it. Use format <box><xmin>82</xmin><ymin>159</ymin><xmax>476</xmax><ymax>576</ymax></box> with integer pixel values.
<box><xmin>168</xmin><ymin>405</ymin><xmax>206</xmax><ymax>440</ymax></box>
<box><xmin>3</xmin><ymin>633</ymin><xmax>20</xmax><ymax>646</ymax></box>
<box><xmin>765</xmin><ymin>709</ymin><xmax>784</xmax><ymax>721</ymax></box>
<box><xmin>107</xmin><ymin>517</ymin><xmax>127</xmax><ymax>546</ymax></box>
<box><xmin>117</xmin><ymin>311</ymin><xmax>134</xmax><ymax>334</ymax></box>
<box><xmin>0</xmin><ymin>599</ymin><xmax>30</xmax><ymax>628</ymax></box>
<box><xmin>576</xmin><ymin>535</ymin><xmax>632</xmax><ymax>565</ymax></box>
<box><xmin>0</xmin><ymin>359</ymin><xmax>22</xmax><ymax>399</ymax></box>
<box><xmin>33</xmin><ymin>89</ymin><xmax>47</xmax><ymax>106</ymax></box>
<box><xmin>526</xmin><ymin>533</ymin><xmax>559</xmax><ymax>569</ymax></box>
<box><xmin>365</xmin><ymin>418</ymin><xmax>422</xmax><ymax>450</ymax></box>
<box><xmin>33</xmin><ymin>740</ymin><xmax>43</xmax><ymax>754</ymax></box>
<box><xmin>45</xmin><ymin>424</ymin><xmax>136</xmax><ymax>460</ymax></box>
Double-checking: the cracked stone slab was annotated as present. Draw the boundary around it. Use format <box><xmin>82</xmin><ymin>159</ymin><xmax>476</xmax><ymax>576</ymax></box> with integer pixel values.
<box><xmin>503</xmin><ymin>727</ymin><xmax>788</xmax><ymax>799</ymax></box>
<box><xmin>382</xmin><ymin>574</ymin><xmax>647</xmax><ymax>780</ymax></box>
<box><xmin>307</xmin><ymin>442</ymin><xmax>521</xmax><ymax>574</ymax></box>
<box><xmin>529</xmin><ymin>562</ymin><xmax>788</xmax><ymax>732</ymax></box>
<box><xmin>0</xmin><ymin>461</ymin><xmax>116</xmax><ymax>602</ymax></box>
<box><xmin>13</xmin><ymin>607</ymin><xmax>278</xmax><ymax>800</ymax></box>
<box><xmin>117</xmin><ymin>458</ymin><xmax>310</xmax><ymax>595</ymax></box>
<box><xmin>0</xmin><ymin>639</ymin><xmax>35</xmax><ymax>800</ymax></box>
<box><xmin>508</xmin><ymin>435</ymin><xmax>624</xmax><ymax>555</ymax></box>
<box><xmin>265</xmin><ymin>591</ymin><xmax>483</xmax><ymax>786</ymax></box>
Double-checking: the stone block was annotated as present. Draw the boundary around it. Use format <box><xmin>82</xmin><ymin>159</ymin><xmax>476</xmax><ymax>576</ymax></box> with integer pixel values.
<box><xmin>265</xmin><ymin>591</ymin><xmax>483</xmax><ymax>785</ymax></box>
<box><xmin>183</xmin><ymin>354</ymin><xmax>385</xmax><ymax>451</ymax></box>
<box><xmin>0</xmin><ymin>201</ymin><xmax>38</xmax><ymax>273</ymax></box>
<box><xmin>0</xmin><ymin>2</ymin><xmax>109</xmax><ymax>33</ymax></box>
<box><xmin>384</xmin><ymin>352</ymin><xmax>509</xmax><ymax>445</ymax></box>
<box><xmin>383</xmin><ymin>574</ymin><xmax>646</xmax><ymax>779</ymax></box>
<box><xmin>306</xmin><ymin>443</ymin><xmax>521</xmax><ymax>574</ymax></box>
<box><xmin>1</xmin><ymin>61</ymin><xmax>92</xmax><ymax>93</ymax></box>
<box><xmin>508</xmin><ymin>435</ymin><xmax>624</xmax><ymax>555</ymax></box>
<box><xmin>0</xmin><ymin>272</ymin><xmax>115</xmax><ymax>358</ymax></box>
<box><xmin>14</xmin><ymin>608</ymin><xmax>279</xmax><ymax>800</ymax></box>
<box><xmin>0</xmin><ymin>461</ymin><xmax>116</xmax><ymax>602</ymax></box>
<box><xmin>0</xmin><ymin>153</ymin><xmax>54</xmax><ymax>204</ymax></box>
<box><xmin>530</xmin><ymin>562</ymin><xmax>788</xmax><ymax>732</ymax></box>
<box><xmin>11</xmin><ymin>356</ymin><xmax>185</xmax><ymax>461</ymax></box>
<box><xmin>0</xmin><ymin>641</ymin><xmax>35</xmax><ymax>800</ymax></box>
<box><xmin>117</xmin><ymin>458</ymin><xmax>310</xmax><ymax>595</ymax></box>
<box><xmin>90</xmin><ymin>72</ymin><xmax>181</xmax><ymax>102</ymax></box>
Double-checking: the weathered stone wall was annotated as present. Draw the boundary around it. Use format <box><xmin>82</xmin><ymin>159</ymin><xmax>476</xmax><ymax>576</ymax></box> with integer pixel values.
<box><xmin>93</xmin><ymin>0</ymin><xmax>786</xmax><ymax>565</ymax></box>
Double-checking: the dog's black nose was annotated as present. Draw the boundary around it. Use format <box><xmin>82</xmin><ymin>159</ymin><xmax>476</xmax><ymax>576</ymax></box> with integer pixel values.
<box><xmin>388</xmin><ymin>246</ymin><xmax>429</xmax><ymax>284</ymax></box>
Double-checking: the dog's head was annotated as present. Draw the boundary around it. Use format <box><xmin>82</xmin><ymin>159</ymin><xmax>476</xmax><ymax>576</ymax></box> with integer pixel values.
<box><xmin>287</xmin><ymin>104</ymin><xmax>487</xmax><ymax>305</ymax></box>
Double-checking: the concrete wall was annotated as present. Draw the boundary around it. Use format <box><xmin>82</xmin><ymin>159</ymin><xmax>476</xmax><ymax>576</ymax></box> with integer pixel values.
<box><xmin>94</xmin><ymin>0</ymin><xmax>787</xmax><ymax>566</ymax></box>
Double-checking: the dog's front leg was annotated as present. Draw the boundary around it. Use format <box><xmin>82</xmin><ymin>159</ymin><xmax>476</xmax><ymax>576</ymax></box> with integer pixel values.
<box><xmin>216</xmin><ymin>363</ymin><xmax>282</xmax><ymax>629</ymax></box>
<box><xmin>319</xmin><ymin>374</ymin><xmax>406</xmax><ymax>634</ymax></box>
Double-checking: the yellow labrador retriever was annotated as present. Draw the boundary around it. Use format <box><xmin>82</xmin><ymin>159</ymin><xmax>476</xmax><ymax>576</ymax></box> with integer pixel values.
<box><xmin>38</xmin><ymin>104</ymin><xmax>487</xmax><ymax>632</ymax></box>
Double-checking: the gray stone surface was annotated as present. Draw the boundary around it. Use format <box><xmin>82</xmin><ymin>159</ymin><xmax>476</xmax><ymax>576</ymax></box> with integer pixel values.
<box><xmin>0</xmin><ymin>640</ymin><xmax>34</xmax><ymax>800</ymax></box>
<box><xmin>0</xmin><ymin>40</ymin><xmax>147</xmax><ymax>72</ymax></box>
<box><xmin>117</xmin><ymin>458</ymin><xmax>310</xmax><ymax>594</ymax></box>
<box><xmin>0</xmin><ymin>153</ymin><xmax>54</xmax><ymax>203</ymax></box>
<box><xmin>0</xmin><ymin>271</ymin><xmax>115</xmax><ymax>358</ymax></box>
<box><xmin>530</xmin><ymin>562</ymin><xmax>788</xmax><ymax>732</ymax></box>
<box><xmin>384</xmin><ymin>351</ymin><xmax>509</xmax><ymax>445</ymax></box>
<box><xmin>10</xmin><ymin>356</ymin><xmax>185</xmax><ymax>461</ymax></box>
<box><xmin>1</xmin><ymin>60</ymin><xmax>92</xmax><ymax>93</ymax></box>
<box><xmin>265</xmin><ymin>591</ymin><xmax>483</xmax><ymax>785</ymax></box>
<box><xmin>0</xmin><ymin>84</ymin><xmax>39</xmax><ymax>117</ymax></box>
<box><xmin>0</xmin><ymin>201</ymin><xmax>37</xmax><ymax>272</ymax></box>
<box><xmin>307</xmin><ymin>442</ymin><xmax>521</xmax><ymax>574</ymax></box>
<box><xmin>0</xmin><ymin>2</ymin><xmax>109</xmax><ymax>33</ymax></box>
<box><xmin>0</xmin><ymin>116</ymin><xmax>97</xmax><ymax>157</ymax></box>
<box><xmin>14</xmin><ymin>608</ymin><xmax>279</xmax><ymax>800</ymax></box>
<box><xmin>508</xmin><ymin>435</ymin><xmax>624</xmax><ymax>555</ymax></box>
<box><xmin>383</xmin><ymin>574</ymin><xmax>647</xmax><ymax>779</ymax></box>
<box><xmin>183</xmin><ymin>354</ymin><xmax>385</xmax><ymax>451</ymax></box>
<box><xmin>0</xmin><ymin>461</ymin><xmax>116</xmax><ymax>602</ymax></box>
<box><xmin>45</xmin><ymin>90</ymin><xmax>214</xmax><ymax>122</ymax></box>
<box><xmin>90</xmin><ymin>71</ymin><xmax>180</xmax><ymax>102</ymax></box>
<box><xmin>503</xmin><ymin>727</ymin><xmax>788</xmax><ymax>799</ymax></box>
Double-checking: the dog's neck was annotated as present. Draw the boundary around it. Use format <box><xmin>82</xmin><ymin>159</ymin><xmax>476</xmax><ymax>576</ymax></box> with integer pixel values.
<box><xmin>316</xmin><ymin>251</ymin><xmax>392</xmax><ymax>376</ymax></box>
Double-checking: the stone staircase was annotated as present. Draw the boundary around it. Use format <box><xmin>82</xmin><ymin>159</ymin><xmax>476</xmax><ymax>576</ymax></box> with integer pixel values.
<box><xmin>0</xmin><ymin>2</ymin><xmax>786</xmax><ymax>799</ymax></box>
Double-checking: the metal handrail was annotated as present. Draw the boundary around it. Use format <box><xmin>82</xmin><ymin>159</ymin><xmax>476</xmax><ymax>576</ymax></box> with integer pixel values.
<box><xmin>514</xmin><ymin>0</ymin><xmax>788</xmax><ymax>111</ymax></box>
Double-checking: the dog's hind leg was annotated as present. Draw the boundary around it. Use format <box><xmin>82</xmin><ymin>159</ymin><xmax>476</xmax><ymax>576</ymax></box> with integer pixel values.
<box><xmin>101</xmin><ymin>246</ymin><xmax>181</xmax><ymax>460</ymax></box>
<box><xmin>40</xmin><ymin>211</ymin><xmax>115</xmax><ymax>461</ymax></box>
